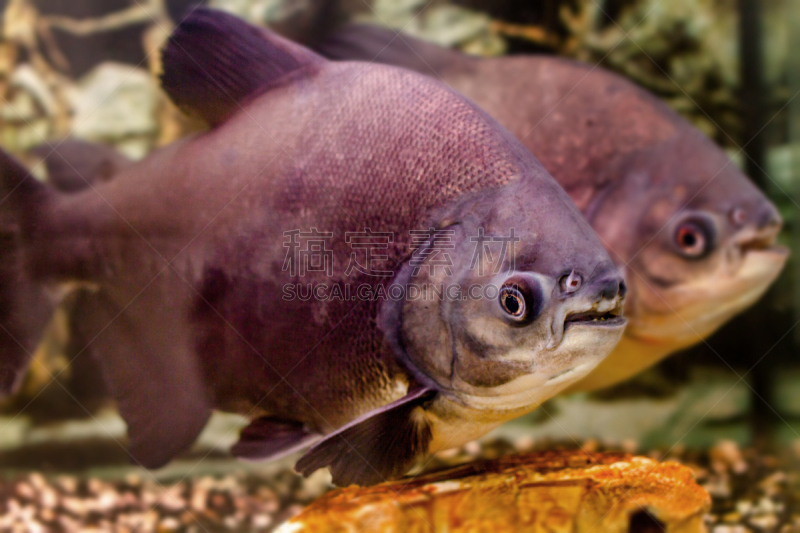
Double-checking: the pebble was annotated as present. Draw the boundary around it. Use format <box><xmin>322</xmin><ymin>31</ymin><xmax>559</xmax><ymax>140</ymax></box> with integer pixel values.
<box><xmin>55</xmin><ymin>476</ymin><xmax>77</xmax><ymax>494</ymax></box>
<box><xmin>159</xmin><ymin>516</ymin><xmax>181</xmax><ymax>531</ymax></box>
<box><xmin>712</xmin><ymin>526</ymin><xmax>751</xmax><ymax>533</ymax></box>
<box><xmin>704</xmin><ymin>475</ymin><xmax>733</xmax><ymax>499</ymax></box>
<box><xmin>737</xmin><ymin>500</ymin><xmax>753</xmax><ymax>516</ymax></box>
<box><xmin>252</xmin><ymin>514</ymin><xmax>273</xmax><ymax>529</ymax></box>
<box><xmin>436</xmin><ymin>447</ymin><xmax>460</xmax><ymax>460</ymax></box>
<box><xmin>38</xmin><ymin>486</ymin><xmax>58</xmax><ymax>509</ymax></box>
<box><xmin>749</xmin><ymin>514</ymin><xmax>779</xmax><ymax>530</ymax></box>
<box><xmin>759</xmin><ymin>471</ymin><xmax>787</xmax><ymax>496</ymax></box>
<box><xmin>463</xmin><ymin>440</ymin><xmax>482</xmax><ymax>456</ymax></box>
<box><xmin>223</xmin><ymin>514</ymin><xmax>240</xmax><ymax>528</ymax></box>
<box><xmin>15</xmin><ymin>481</ymin><xmax>34</xmax><ymax>500</ymax></box>
<box><xmin>124</xmin><ymin>473</ymin><xmax>142</xmax><ymax>488</ymax></box>
<box><xmin>190</xmin><ymin>484</ymin><xmax>207</xmax><ymax>512</ymax></box>
<box><xmin>0</xmin><ymin>437</ymin><xmax>796</xmax><ymax>531</ymax></box>
<box><xmin>711</xmin><ymin>440</ymin><xmax>749</xmax><ymax>474</ymax></box>
<box><xmin>515</xmin><ymin>435</ymin><xmax>536</xmax><ymax>452</ymax></box>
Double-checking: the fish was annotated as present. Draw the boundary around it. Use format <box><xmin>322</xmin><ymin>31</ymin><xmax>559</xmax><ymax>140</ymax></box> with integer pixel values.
<box><xmin>0</xmin><ymin>9</ymin><xmax>626</xmax><ymax>486</ymax></box>
<box><xmin>0</xmin><ymin>140</ymin><xmax>130</xmax><ymax>406</ymax></box>
<box><xmin>29</xmin><ymin>140</ymin><xmax>132</xmax><ymax>193</ymax></box>
<box><xmin>313</xmin><ymin>25</ymin><xmax>789</xmax><ymax>391</ymax></box>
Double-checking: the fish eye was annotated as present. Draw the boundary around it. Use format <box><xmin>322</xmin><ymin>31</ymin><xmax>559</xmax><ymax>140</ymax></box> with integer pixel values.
<box><xmin>500</xmin><ymin>287</ymin><xmax>526</xmax><ymax>318</ymax></box>
<box><xmin>498</xmin><ymin>276</ymin><xmax>543</xmax><ymax>325</ymax></box>
<box><xmin>673</xmin><ymin>216</ymin><xmax>715</xmax><ymax>259</ymax></box>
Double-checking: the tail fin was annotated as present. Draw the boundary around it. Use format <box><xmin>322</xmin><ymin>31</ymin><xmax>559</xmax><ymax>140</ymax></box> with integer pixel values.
<box><xmin>1</xmin><ymin>140</ymin><xmax>128</xmax><ymax>404</ymax></box>
<box><xmin>0</xmin><ymin>149</ymin><xmax>56</xmax><ymax>395</ymax></box>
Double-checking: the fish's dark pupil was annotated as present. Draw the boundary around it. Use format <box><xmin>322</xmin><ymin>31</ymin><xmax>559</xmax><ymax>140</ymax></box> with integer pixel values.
<box><xmin>501</xmin><ymin>289</ymin><xmax>524</xmax><ymax>317</ymax></box>
<box><xmin>505</xmin><ymin>295</ymin><xmax>520</xmax><ymax>314</ymax></box>
<box><xmin>675</xmin><ymin>221</ymin><xmax>711</xmax><ymax>259</ymax></box>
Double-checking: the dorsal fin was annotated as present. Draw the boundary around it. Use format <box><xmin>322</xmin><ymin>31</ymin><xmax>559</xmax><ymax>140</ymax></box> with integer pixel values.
<box><xmin>160</xmin><ymin>8</ymin><xmax>324</xmax><ymax>127</ymax></box>
<box><xmin>312</xmin><ymin>24</ymin><xmax>462</xmax><ymax>78</ymax></box>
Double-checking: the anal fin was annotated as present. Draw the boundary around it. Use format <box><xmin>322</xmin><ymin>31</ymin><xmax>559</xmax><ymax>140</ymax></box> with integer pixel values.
<box><xmin>74</xmin><ymin>271</ymin><xmax>212</xmax><ymax>469</ymax></box>
<box><xmin>295</xmin><ymin>387</ymin><xmax>436</xmax><ymax>486</ymax></box>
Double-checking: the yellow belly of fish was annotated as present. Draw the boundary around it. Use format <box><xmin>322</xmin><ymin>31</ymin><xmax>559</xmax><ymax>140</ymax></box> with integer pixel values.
<box><xmin>423</xmin><ymin>397</ymin><xmax>537</xmax><ymax>455</ymax></box>
<box><xmin>563</xmin><ymin>335</ymin><xmax>679</xmax><ymax>393</ymax></box>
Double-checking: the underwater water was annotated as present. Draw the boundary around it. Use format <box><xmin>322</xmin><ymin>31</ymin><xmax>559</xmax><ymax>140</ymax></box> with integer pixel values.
<box><xmin>0</xmin><ymin>0</ymin><xmax>797</xmax><ymax>531</ymax></box>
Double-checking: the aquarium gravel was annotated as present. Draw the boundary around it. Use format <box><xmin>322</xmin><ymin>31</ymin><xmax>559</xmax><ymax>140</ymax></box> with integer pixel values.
<box><xmin>0</xmin><ymin>438</ymin><xmax>798</xmax><ymax>532</ymax></box>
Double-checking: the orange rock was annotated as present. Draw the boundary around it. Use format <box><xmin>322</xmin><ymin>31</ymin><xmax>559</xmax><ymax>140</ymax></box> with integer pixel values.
<box><xmin>279</xmin><ymin>451</ymin><xmax>710</xmax><ymax>533</ymax></box>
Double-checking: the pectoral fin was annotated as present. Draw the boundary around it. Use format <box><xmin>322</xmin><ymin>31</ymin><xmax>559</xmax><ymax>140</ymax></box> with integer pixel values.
<box><xmin>295</xmin><ymin>386</ymin><xmax>436</xmax><ymax>486</ymax></box>
<box><xmin>231</xmin><ymin>416</ymin><xmax>319</xmax><ymax>461</ymax></box>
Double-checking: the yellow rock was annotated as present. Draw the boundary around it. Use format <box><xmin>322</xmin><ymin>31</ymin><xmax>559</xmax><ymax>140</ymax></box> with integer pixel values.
<box><xmin>279</xmin><ymin>451</ymin><xmax>710</xmax><ymax>533</ymax></box>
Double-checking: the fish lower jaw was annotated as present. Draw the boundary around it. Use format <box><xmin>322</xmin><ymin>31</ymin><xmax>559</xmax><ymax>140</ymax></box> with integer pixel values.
<box><xmin>629</xmin><ymin>275</ymin><xmax>780</xmax><ymax>344</ymax></box>
<box><xmin>424</xmin><ymin>363</ymin><xmax>593</xmax><ymax>453</ymax></box>
<box><xmin>544</xmin><ymin>361</ymin><xmax>595</xmax><ymax>386</ymax></box>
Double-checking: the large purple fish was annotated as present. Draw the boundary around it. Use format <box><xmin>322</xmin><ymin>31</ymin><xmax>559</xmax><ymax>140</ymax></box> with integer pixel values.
<box><xmin>0</xmin><ymin>10</ymin><xmax>626</xmax><ymax>485</ymax></box>
<box><xmin>315</xmin><ymin>25</ymin><xmax>789</xmax><ymax>391</ymax></box>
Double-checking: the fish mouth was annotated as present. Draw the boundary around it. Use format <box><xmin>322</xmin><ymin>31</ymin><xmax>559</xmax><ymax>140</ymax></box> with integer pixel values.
<box><xmin>547</xmin><ymin>300</ymin><xmax>626</xmax><ymax>350</ymax></box>
<box><xmin>735</xmin><ymin>226</ymin><xmax>788</xmax><ymax>257</ymax></box>
<box><xmin>743</xmin><ymin>242</ymin><xmax>790</xmax><ymax>259</ymax></box>
<box><xmin>564</xmin><ymin>308</ymin><xmax>626</xmax><ymax>330</ymax></box>
<box><xmin>725</xmin><ymin>226</ymin><xmax>789</xmax><ymax>279</ymax></box>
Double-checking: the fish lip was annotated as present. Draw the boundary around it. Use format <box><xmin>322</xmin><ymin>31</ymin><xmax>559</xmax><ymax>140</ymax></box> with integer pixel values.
<box><xmin>564</xmin><ymin>315</ymin><xmax>627</xmax><ymax>331</ymax></box>
<box><xmin>563</xmin><ymin>307</ymin><xmax>626</xmax><ymax>331</ymax></box>
<box><xmin>743</xmin><ymin>243</ymin><xmax>790</xmax><ymax>258</ymax></box>
<box><xmin>734</xmin><ymin>225</ymin><xmax>785</xmax><ymax>255</ymax></box>
<box><xmin>547</xmin><ymin>301</ymin><xmax>626</xmax><ymax>350</ymax></box>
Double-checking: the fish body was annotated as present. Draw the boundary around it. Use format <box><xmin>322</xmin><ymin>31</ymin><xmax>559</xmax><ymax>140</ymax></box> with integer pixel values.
<box><xmin>315</xmin><ymin>26</ymin><xmax>788</xmax><ymax>390</ymax></box>
<box><xmin>0</xmin><ymin>10</ymin><xmax>625</xmax><ymax>485</ymax></box>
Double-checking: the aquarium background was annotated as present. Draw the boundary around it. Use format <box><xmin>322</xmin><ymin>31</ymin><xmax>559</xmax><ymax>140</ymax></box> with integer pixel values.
<box><xmin>0</xmin><ymin>0</ymin><xmax>797</xmax><ymax>531</ymax></box>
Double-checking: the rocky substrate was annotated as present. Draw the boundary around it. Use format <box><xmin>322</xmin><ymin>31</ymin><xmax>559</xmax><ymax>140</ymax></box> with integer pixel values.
<box><xmin>0</xmin><ymin>438</ymin><xmax>797</xmax><ymax>532</ymax></box>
